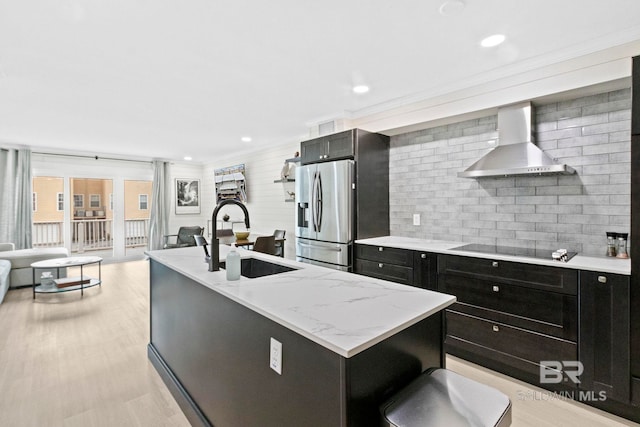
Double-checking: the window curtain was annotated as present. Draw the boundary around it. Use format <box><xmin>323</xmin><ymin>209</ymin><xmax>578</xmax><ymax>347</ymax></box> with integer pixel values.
<box><xmin>148</xmin><ymin>160</ymin><xmax>169</xmax><ymax>250</ymax></box>
<box><xmin>0</xmin><ymin>148</ymin><xmax>32</xmax><ymax>248</ymax></box>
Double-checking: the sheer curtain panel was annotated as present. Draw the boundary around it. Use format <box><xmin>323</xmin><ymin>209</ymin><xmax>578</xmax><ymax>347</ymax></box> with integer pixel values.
<box><xmin>148</xmin><ymin>160</ymin><xmax>169</xmax><ymax>250</ymax></box>
<box><xmin>0</xmin><ymin>148</ymin><xmax>32</xmax><ymax>248</ymax></box>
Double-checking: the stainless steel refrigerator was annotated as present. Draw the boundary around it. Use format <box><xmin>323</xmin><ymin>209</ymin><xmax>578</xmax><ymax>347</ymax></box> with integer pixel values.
<box><xmin>295</xmin><ymin>159</ymin><xmax>354</xmax><ymax>271</ymax></box>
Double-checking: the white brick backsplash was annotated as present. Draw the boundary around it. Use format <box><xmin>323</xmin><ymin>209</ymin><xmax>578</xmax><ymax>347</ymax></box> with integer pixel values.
<box><xmin>388</xmin><ymin>88</ymin><xmax>631</xmax><ymax>256</ymax></box>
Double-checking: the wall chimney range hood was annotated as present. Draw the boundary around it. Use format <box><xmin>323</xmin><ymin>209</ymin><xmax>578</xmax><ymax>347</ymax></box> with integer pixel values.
<box><xmin>458</xmin><ymin>101</ymin><xmax>575</xmax><ymax>178</ymax></box>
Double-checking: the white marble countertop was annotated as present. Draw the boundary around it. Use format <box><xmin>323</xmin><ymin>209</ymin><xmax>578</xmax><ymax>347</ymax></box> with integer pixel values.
<box><xmin>145</xmin><ymin>245</ymin><xmax>456</xmax><ymax>358</ymax></box>
<box><xmin>355</xmin><ymin>236</ymin><xmax>631</xmax><ymax>276</ymax></box>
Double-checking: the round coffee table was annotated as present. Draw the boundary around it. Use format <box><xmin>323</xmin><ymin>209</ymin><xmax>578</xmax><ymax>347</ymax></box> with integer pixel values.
<box><xmin>31</xmin><ymin>256</ymin><xmax>102</xmax><ymax>299</ymax></box>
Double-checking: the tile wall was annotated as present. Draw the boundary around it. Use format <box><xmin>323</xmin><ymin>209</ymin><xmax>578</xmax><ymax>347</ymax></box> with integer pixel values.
<box><xmin>389</xmin><ymin>88</ymin><xmax>631</xmax><ymax>256</ymax></box>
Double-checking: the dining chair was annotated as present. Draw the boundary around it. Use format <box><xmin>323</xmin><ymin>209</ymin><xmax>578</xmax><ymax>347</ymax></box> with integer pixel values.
<box><xmin>252</xmin><ymin>235</ymin><xmax>276</xmax><ymax>255</ymax></box>
<box><xmin>273</xmin><ymin>229</ymin><xmax>286</xmax><ymax>257</ymax></box>
<box><xmin>163</xmin><ymin>226</ymin><xmax>204</xmax><ymax>249</ymax></box>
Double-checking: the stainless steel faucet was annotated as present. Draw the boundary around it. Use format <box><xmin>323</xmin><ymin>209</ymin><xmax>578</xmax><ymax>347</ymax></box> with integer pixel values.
<box><xmin>209</xmin><ymin>199</ymin><xmax>250</xmax><ymax>271</ymax></box>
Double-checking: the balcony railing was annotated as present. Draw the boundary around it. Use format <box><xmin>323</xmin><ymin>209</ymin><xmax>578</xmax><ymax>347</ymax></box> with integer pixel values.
<box><xmin>33</xmin><ymin>219</ymin><xmax>149</xmax><ymax>253</ymax></box>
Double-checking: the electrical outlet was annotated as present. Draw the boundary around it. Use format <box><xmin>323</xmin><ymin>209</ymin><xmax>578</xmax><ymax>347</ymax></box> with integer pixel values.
<box><xmin>270</xmin><ymin>338</ymin><xmax>282</xmax><ymax>375</ymax></box>
<box><xmin>413</xmin><ymin>214</ymin><xmax>421</xmax><ymax>226</ymax></box>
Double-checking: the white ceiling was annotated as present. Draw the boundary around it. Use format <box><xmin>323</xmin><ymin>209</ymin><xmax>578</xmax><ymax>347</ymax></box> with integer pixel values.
<box><xmin>1</xmin><ymin>0</ymin><xmax>640</xmax><ymax>163</ymax></box>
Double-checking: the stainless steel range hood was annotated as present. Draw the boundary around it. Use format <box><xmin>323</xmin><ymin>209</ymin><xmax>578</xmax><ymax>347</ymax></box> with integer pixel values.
<box><xmin>458</xmin><ymin>102</ymin><xmax>575</xmax><ymax>178</ymax></box>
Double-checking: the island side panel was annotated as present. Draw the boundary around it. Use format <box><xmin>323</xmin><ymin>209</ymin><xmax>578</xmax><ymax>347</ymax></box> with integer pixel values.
<box><xmin>149</xmin><ymin>260</ymin><xmax>345</xmax><ymax>427</ymax></box>
<box><xmin>345</xmin><ymin>313</ymin><xmax>444</xmax><ymax>426</ymax></box>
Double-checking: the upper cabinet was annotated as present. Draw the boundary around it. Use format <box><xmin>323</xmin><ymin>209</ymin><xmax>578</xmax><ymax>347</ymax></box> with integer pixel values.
<box><xmin>300</xmin><ymin>130</ymin><xmax>355</xmax><ymax>164</ymax></box>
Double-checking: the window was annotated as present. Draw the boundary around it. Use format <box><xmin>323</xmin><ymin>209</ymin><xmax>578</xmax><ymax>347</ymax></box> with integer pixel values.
<box><xmin>57</xmin><ymin>193</ymin><xmax>64</xmax><ymax>211</ymax></box>
<box><xmin>90</xmin><ymin>194</ymin><xmax>101</xmax><ymax>208</ymax></box>
<box><xmin>74</xmin><ymin>194</ymin><xmax>84</xmax><ymax>208</ymax></box>
<box><xmin>139</xmin><ymin>194</ymin><xmax>148</xmax><ymax>210</ymax></box>
<box><xmin>33</xmin><ymin>192</ymin><xmax>37</xmax><ymax>212</ymax></box>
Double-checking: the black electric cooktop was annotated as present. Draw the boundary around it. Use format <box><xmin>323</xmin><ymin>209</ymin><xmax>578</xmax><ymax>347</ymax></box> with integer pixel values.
<box><xmin>452</xmin><ymin>243</ymin><xmax>577</xmax><ymax>262</ymax></box>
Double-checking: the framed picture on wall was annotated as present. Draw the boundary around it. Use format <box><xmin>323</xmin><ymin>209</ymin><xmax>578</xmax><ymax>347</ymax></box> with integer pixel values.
<box><xmin>175</xmin><ymin>179</ymin><xmax>200</xmax><ymax>214</ymax></box>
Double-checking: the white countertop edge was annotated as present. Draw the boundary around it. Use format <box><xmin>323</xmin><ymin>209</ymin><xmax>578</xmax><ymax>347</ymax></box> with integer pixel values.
<box><xmin>341</xmin><ymin>297</ymin><xmax>453</xmax><ymax>357</ymax></box>
<box><xmin>146</xmin><ymin>246</ymin><xmax>456</xmax><ymax>358</ymax></box>
<box><xmin>355</xmin><ymin>236</ymin><xmax>631</xmax><ymax>276</ymax></box>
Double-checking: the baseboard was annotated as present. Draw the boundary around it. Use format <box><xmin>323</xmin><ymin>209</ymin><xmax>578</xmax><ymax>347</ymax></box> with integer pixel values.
<box><xmin>147</xmin><ymin>343</ymin><xmax>211</xmax><ymax>427</ymax></box>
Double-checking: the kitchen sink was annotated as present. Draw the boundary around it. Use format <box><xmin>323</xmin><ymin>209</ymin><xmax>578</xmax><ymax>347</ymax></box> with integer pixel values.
<box><xmin>220</xmin><ymin>257</ymin><xmax>297</xmax><ymax>279</ymax></box>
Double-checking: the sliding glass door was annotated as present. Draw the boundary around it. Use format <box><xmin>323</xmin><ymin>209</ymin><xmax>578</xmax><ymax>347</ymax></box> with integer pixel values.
<box><xmin>124</xmin><ymin>180</ymin><xmax>152</xmax><ymax>257</ymax></box>
<box><xmin>32</xmin><ymin>176</ymin><xmax>153</xmax><ymax>261</ymax></box>
<box><xmin>70</xmin><ymin>178</ymin><xmax>113</xmax><ymax>256</ymax></box>
<box><xmin>32</xmin><ymin>176</ymin><xmax>64</xmax><ymax>248</ymax></box>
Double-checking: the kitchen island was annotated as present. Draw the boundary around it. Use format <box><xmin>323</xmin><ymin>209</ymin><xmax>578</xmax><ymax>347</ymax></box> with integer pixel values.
<box><xmin>146</xmin><ymin>245</ymin><xmax>455</xmax><ymax>427</ymax></box>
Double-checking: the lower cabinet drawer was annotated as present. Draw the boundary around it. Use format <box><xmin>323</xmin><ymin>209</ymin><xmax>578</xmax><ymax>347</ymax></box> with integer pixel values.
<box><xmin>446</xmin><ymin>310</ymin><xmax>577</xmax><ymax>376</ymax></box>
<box><xmin>355</xmin><ymin>244</ymin><xmax>414</xmax><ymax>266</ymax></box>
<box><xmin>442</xmin><ymin>274</ymin><xmax>577</xmax><ymax>341</ymax></box>
<box><xmin>355</xmin><ymin>259</ymin><xmax>414</xmax><ymax>285</ymax></box>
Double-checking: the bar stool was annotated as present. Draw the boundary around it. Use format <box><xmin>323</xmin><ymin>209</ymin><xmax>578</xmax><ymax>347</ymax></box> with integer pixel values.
<box><xmin>380</xmin><ymin>368</ymin><xmax>512</xmax><ymax>427</ymax></box>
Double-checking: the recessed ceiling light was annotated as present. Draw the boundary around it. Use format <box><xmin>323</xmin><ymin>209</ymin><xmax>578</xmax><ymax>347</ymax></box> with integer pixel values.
<box><xmin>480</xmin><ymin>34</ymin><xmax>506</xmax><ymax>47</ymax></box>
<box><xmin>241</xmin><ymin>136</ymin><xmax>252</xmax><ymax>142</ymax></box>
<box><xmin>439</xmin><ymin>0</ymin><xmax>465</xmax><ymax>16</ymax></box>
<box><xmin>183</xmin><ymin>156</ymin><xmax>192</xmax><ymax>161</ymax></box>
<box><xmin>352</xmin><ymin>85</ymin><xmax>370</xmax><ymax>94</ymax></box>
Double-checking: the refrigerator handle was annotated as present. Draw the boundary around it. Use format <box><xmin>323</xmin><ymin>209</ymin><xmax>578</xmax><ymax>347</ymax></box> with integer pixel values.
<box><xmin>316</xmin><ymin>171</ymin><xmax>323</xmax><ymax>232</ymax></box>
<box><xmin>312</xmin><ymin>171</ymin><xmax>323</xmax><ymax>232</ymax></box>
<box><xmin>297</xmin><ymin>242</ymin><xmax>342</xmax><ymax>252</ymax></box>
<box><xmin>311</xmin><ymin>172</ymin><xmax>317</xmax><ymax>231</ymax></box>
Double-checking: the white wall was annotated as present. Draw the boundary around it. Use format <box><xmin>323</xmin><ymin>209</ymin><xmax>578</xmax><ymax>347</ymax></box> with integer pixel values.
<box><xmin>202</xmin><ymin>142</ymin><xmax>300</xmax><ymax>259</ymax></box>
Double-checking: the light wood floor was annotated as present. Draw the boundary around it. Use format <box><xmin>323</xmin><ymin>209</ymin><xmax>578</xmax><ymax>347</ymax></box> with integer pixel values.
<box><xmin>0</xmin><ymin>261</ymin><xmax>190</xmax><ymax>427</ymax></box>
<box><xmin>0</xmin><ymin>260</ymin><xmax>637</xmax><ymax>427</ymax></box>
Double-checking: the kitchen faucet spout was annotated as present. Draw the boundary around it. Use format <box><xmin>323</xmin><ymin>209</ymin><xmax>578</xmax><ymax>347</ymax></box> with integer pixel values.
<box><xmin>209</xmin><ymin>200</ymin><xmax>250</xmax><ymax>271</ymax></box>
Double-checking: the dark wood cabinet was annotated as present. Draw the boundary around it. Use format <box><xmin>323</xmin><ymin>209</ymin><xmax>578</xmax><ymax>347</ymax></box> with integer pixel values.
<box><xmin>300</xmin><ymin>130</ymin><xmax>355</xmax><ymax>164</ymax></box>
<box><xmin>355</xmin><ymin>245</ymin><xmax>415</xmax><ymax>286</ymax></box>
<box><xmin>438</xmin><ymin>254</ymin><xmax>578</xmax><ymax>388</ymax></box>
<box><xmin>579</xmin><ymin>271</ymin><xmax>630</xmax><ymax>403</ymax></box>
<box><xmin>413</xmin><ymin>251</ymin><xmax>438</xmax><ymax>291</ymax></box>
<box><xmin>633</xmin><ymin>56</ymin><xmax>640</xmax><ymax>136</ymax></box>
<box><xmin>631</xmin><ymin>55</ymin><xmax>640</xmax><ymax>391</ymax></box>
<box><xmin>354</xmin><ymin>244</ymin><xmax>437</xmax><ymax>290</ymax></box>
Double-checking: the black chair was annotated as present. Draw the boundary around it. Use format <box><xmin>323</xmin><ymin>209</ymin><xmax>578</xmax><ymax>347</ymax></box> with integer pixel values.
<box><xmin>253</xmin><ymin>235</ymin><xmax>276</xmax><ymax>255</ymax></box>
<box><xmin>273</xmin><ymin>229</ymin><xmax>286</xmax><ymax>257</ymax></box>
<box><xmin>163</xmin><ymin>226</ymin><xmax>204</xmax><ymax>249</ymax></box>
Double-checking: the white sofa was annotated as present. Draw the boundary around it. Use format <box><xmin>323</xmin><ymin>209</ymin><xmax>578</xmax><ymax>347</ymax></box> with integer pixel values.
<box><xmin>0</xmin><ymin>259</ymin><xmax>10</xmax><ymax>304</ymax></box>
<box><xmin>0</xmin><ymin>243</ymin><xmax>69</xmax><ymax>291</ymax></box>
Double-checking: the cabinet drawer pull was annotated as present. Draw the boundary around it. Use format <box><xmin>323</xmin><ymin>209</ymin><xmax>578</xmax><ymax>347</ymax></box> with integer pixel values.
<box><xmin>421</xmin><ymin>253</ymin><xmax>427</xmax><ymax>259</ymax></box>
<box><xmin>378</xmin><ymin>247</ymin><xmax>384</xmax><ymax>252</ymax></box>
<box><xmin>598</xmin><ymin>276</ymin><xmax>607</xmax><ymax>283</ymax></box>
<box><xmin>492</xmin><ymin>325</ymin><xmax>500</xmax><ymax>332</ymax></box>
<box><xmin>492</xmin><ymin>285</ymin><xmax>500</xmax><ymax>292</ymax></box>
<box><xmin>378</xmin><ymin>263</ymin><xmax>384</xmax><ymax>268</ymax></box>
<box><xmin>492</xmin><ymin>261</ymin><xmax>499</xmax><ymax>268</ymax></box>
